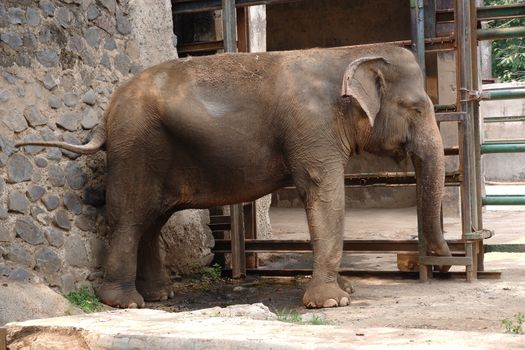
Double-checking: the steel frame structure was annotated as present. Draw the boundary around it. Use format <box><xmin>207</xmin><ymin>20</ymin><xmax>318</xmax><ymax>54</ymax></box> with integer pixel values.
<box><xmin>173</xmin><ymin>0</ymin><xmax>525</xmax><ymax>280</ymax></box>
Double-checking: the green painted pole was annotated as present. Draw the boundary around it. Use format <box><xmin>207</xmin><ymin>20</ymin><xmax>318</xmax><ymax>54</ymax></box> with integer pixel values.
<box><xmin>477</xmin><ymin>26</ymin><xmax>525</xmax><ymax>41</ymax></box>
<box><xmin>482</xmin><ymin>195</ymin><xmax>525</xmax><ymax>206</ymax></box>
<box><xmin>477</xmin><ymin>4</ymin><xmax>525</xmax><ymax>21</ymax></box>
<box><xmin>481</xmin><ymin>142</ymin><xmax>525</xmax><ymax>153</ymax></box>
<box><xmin>481</xmin><ymin>88</ymin><xmax>525</xmax><ymax>100</ymax></box>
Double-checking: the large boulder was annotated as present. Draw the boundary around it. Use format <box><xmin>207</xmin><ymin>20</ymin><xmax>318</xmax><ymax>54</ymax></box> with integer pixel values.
<box><xmin>160</xmin><ymin>210</ymin><xmax>214</xmax><ymax>275</ymax></box>
<box><xmin>0</xmin><ymin>279</ymin><xmax>82</xmax><ymax>326</ymax></box>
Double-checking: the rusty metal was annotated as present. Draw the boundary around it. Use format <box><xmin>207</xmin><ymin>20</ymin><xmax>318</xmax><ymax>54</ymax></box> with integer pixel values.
<box><xmin>178</xmin><ymin>40</ymin><xmax>225</xmax><ymax>54</ymax></box>
<box><xmin>229</xmin><ymin>204</ymin><xmax>246</xmax><ymax>278</ymax></box>
<box><xmin>213</xmin><ymin>239</ymin><xmax>472</xmax><ymax>254</ymax></box>
<box><xmin>221</xmin><ymin>269</ymin><xmax>502</xmax><ymax>280</ymax></box>
<box><xmin>0</xmin><ymin>328</ymin><xmax>6</xmax><ymax>350</ymax></box>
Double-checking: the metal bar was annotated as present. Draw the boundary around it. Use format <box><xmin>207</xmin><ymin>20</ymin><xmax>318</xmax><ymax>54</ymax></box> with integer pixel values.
<box><xmin>410</xmin><ymin>0</ymin><xmax>426</xmax><ymax>81</ymax></box>
<box><xmin>177</xmin><ymin>40</ymin><xmax>225</xmax><ymax>54</ymax></box>
<box><xmin>173</xmin><ymin>0</ymin><xmax>303</xmax><ymax>14</ymax></box>
<box><xmin>477</xmin><ymin>4</ymin><xmax>525</xmax><ymax>21</ymax></box>
<box><xmin>477</xmin><ymin>26</ymin><xmax>525</xmax><ymax>41</ymax></box>
<box><xmin>481</xmin><ymin>88</ymin><xmax>525</xmax><ymax>100</ymax></box>
<box><xmin>419</xmin><ymin>256</ymin><xmax>472</xmax><ymax>266</ymax></box>
<box><xmin>485</xmin><ymin>244</ymin><xmax>525</xmax><ymax>253</ymax></box>
<box><xmin>222</xmin><ymin>0</ymin><xmax>237</xmax><ymax>53</ymax></box>
<box><xmin>482</xmin><ymin>195</ymin><xmax>525</xmax><ymax>205</ymax></box>
<box><xmin>436</xmin><ymin>4</ymin><xmax>525</xmax><ymax>23</ymax></box>
<box><xmin>484</xmin><ymin>115</ymin><xmax>525</xmax><ymax>123</ymax></box>
<box><xmin>229</xmin><ymin>203</ymin><xmax>246</xmax><ymax>278</ymax></box>
<box><xmin>213</xmin><ymin>239</ymin><xmax>472</xmax><ymax>254</ymax></box>
<box><xmin>434</xmin><ymin>104</ymin><xmax>457</xmax><ymax>112</ymax></box>
<box><xmin>436</xmin><ymin>112</ymin><xmax>466</xmax><ymax>122</ymax></box>
<box><xmin>481</xmin><ymin>142</ymin><xmax>525</xmax><ymax>153</ymax></box>
<box><xmin>224</xmin><ymin>269</ymin><xmax>501</xmax><ymax>279</ymax></box>
<box><xmin>244</xmin><ymin>202</ymin><xmax>258</xmax><ymax>268</ymax></box>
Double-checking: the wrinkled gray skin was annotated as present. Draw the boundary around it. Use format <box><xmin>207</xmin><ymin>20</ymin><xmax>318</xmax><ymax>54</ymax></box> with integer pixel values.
<box><xmin>17</xmin><ymin>44</ymin><xmax>451</xmax><ymax>309</ymax></box>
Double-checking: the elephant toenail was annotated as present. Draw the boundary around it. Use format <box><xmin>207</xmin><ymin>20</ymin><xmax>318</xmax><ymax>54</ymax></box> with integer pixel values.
<box><xmin>169</xmin><ymin>291</ymin><xmax>175</xmax><ymax>298</ymax></box>
<box><xmin>340</xmin><ymin>297</ymin><xmax>350</xmax><ymax>306</ymax></box>
<box><xmin>306</xmin><ymin>302</ymin><xmax>316</xmax><ymax>309</ymax></box>
<box><xmin>129</xmin><ymin>303</ymin><xmax>138</xmax><ymax>309</ymax></box>
<box><xmin>140</xmin><ymin>302</ymin><xmax>146</xmax><ymax>308</ymax></box>
<box><xmin>322</xmin><ymin>299</ymin><xmax>338</xmax><ymax>308</ymax></box>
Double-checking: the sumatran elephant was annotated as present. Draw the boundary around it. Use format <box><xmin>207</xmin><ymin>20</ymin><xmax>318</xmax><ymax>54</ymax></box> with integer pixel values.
<box><xmin>17</xmin><ymin>44</ymin><xmax>451</xmax><ymax>309</ymax></box>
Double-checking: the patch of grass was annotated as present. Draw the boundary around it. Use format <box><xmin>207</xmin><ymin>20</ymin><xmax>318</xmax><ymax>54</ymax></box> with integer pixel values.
<box><xmin>201</xmin><ymin>263</ymin><xmax>222</xmax><ymax>281</ymax></box>
<box><xmin>276</xmin><ymin>309</ymin><xmax>330</xmax><ymax>325</ymax></box>
<box><xmin>66</xmin><ymin>287</ymin><xmax>103</xmax><ymax>313</ymax></box>
<box><xmin>501</xmin><ymin>313</ymin><xmax>524</xmax><ymax>334</ymax></box>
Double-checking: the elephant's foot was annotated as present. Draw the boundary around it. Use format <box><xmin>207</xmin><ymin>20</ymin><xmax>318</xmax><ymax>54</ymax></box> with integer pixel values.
<box><xmin>337</xmin><ymin>275</ymin><xmax>355</xmax><ymax>294</ymax></box>
<box><xmin>303</xmin><ymin>280</ymin><xmax>351</xmax><ymax>309</ymax></box>
<box><xmin>136</xmin><ymin>277</ymin><xmax>175</xmax><ymax>302</ymax></box>
<box><xmin>97</xmin><ymin>281</ymin><xmax>145</xmax><ymax>309</ymax></box>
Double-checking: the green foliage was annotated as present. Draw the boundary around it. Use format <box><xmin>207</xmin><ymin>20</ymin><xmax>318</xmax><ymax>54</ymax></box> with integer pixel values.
<box><xmin>484</xmin><ymin>0</ymin><xmax>525</xmax><ymax>82</ymax></box>
<box><xmin>201</xmin><ymin>263</ymin><xmax>222</xmax><ymax>280</ymax></box>
<box><xmin>276</xmin><ymin>309</ymin><xmax>330</xmax><ymax>325</ymax></box>
<box><xmin>66</xmin><ymin>287</ymin><xmax>103</xmax><ymax>313</ymax></box>
<box><xmin>501</xmin><ymin>312</ymin><xmax>524</xmax><ymax>334</ymax></box>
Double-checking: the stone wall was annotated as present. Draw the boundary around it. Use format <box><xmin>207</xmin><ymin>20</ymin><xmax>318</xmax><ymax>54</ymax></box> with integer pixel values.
<box><xmin>0</xmin><ymin>0</ymin><xmax>212</xmax><ymax>294</ymax></box>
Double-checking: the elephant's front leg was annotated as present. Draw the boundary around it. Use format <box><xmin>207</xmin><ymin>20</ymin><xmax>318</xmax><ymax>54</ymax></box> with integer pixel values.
<box><xmin>295</xmin><ymin>165</ymin><xmax>350</xmax><ymax>308</ymax></box>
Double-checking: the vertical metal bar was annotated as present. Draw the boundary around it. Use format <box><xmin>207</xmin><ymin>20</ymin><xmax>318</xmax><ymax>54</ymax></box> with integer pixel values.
<box><xmin>236</xmin><ymin>7</ymin><xmax>249</xmax><ymax>52</ymax></box>
<box><xmin>230</xmin><ymin>203</ymin><xmax>246</xmax><ymax>278</ymax></box>
<box><xmin>410</xmin><ymin>0</ymin><xmax>426</xmax><ymax>82</ymax></box>
<box><xmin>456</xmin><ymin>0</ymin><xmax>481</xmax><ymax>280</ymax></box>
<box><xmin>222</xmin><ymin>0</ymin><xmax>237</xmax><ymax>53</ymax></box>
<box><xmin>244</xmin><ymin>201</ymin><xmax>257</xmax><ymax>268</ymax></box>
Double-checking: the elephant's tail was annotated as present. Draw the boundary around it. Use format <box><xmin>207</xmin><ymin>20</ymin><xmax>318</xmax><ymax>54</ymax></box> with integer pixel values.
<box><xmin>16</xmin><ymin>115</ymin><xmax>107</xmax><ymax>155</ymax></box>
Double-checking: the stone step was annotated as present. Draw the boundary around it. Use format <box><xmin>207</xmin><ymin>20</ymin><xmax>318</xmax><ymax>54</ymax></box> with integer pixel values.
<box><xmin>3</xmin><ymin>304</ymin><xmax>524</xmax><ymax>349</ymax></box>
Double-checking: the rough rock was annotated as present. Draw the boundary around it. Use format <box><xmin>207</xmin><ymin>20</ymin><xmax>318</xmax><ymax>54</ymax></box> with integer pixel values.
<box><xmin>64</xmin><ymin>234</ymin><xmax>89</xmax><ymax>267</ymax></box>
<box><xmin>44</xmin><ymin>228</ymin><xmax>65</xmax><ymax>248</ymax></box>
<box><xmin>0</xmin><ymin>208</ymin><xmax>9</xmax><ymax>221</ymax></box>
<box><xmin>48</xmin><ymin>95</ymin><xmax>62</xmax><ymax>109</ymax></box>
<box><xmin>23</xmin><ymin>105</ymin><xmax>47</xmax><ymax>126</ymax></box>
<box><xmin>7</xmin><ymin>154</ymin><xmax>33</xmax><ymax>183</ymax></box>
<box><xmin>55</xmin><ymin>7</ymin><xmax>73</xmax><ymax>28</ymax></box>
<box><xmin>48</xmin><ymin>164</ymin><xmax>65</xmax><ymax>187</ymax></box>
<box><xmin>21</xmin><ymin>134</ymin><xmax>44</xmax><ymax>155</ymax></box>
<box><xmin>30</xmin><ymin>205</ymin><xmax>50</xmax><ymax>226</ymax></box>
<box><xmin>63</xmin><ymin>92</ymin><xmax>79</xmax><ymax>107</ymax></box>
<box><xmin>35</xmin><ymin>157</ymin><xmax>48</xmax><ymax>168</ymax></box>
<box><xmin>6</xmin><ymin>244</ymin><xmax>34</xmax><ymax>268</ymax></box>
<box><xmin>1</xmin><ymin>32</ymin><xmax>23</xmax><ymax>48</ymax></box>
<box><xmin>81</xmin><ymin>89</ymin><xmax>96</xmax><ymax>105</ymax></box>
<box><xmin>65</xmin><ymin>161</ymin><xmax>87</xmax><ymax>190</ymax></box>
<box><xmin>41</xmin><ymin>194</ymin><xmax>60</xmax><ymax>211</ymax></box>
<box><xmin>86</xmin><ymin>3</ymin><xmax>100</xmax><ymax>21</ymax></box>
<box><xmin>8</xmin><ymin>190</ymin><xmax>30</xmax><ymax>213</ymax></box>
<box><xmin>0</xmin><ymin>223</ymin><xmax>14</xmax><ymax>241</ymax></box>
<box><xmin>57</xmin><ymin>112</ymin><xmax>80</xmax><ymax>131</ymax></box>
<box><xmin>85</xmin><ymin>27</ymin><xmax>99</xmax><ymax>48</ymax></box>
<box><xmin>43</xmin><ymin>73</ymin><xmax>57</xmax><ymax>90</ymax></box>
<box><xmin>3</xmin><ymin>110</ymin><xmax>28</xmax><ymax>133</ymax></box>
<box><xmin>35</xmin><ymin>246</ymin><xmax>62</xmax><ymax>274</ymax></box>
<box><xmin>114</xmin><ymin>53</ymin><xmax>131</xmax><ymax>75</ymax></box>
<box><xmin>7</xmin><ymin>8</ymin><xmax>25</xmax><ymax>25</ymax></box>
<box><xmin>64</xmin><ymin>192</ymin><xmax>82</xmax><ymax>215</ymax></box>
<box><xmin>54</xmin><ymin>209</ymin><xmax>71</xmax><ymax>230</ymax></box>
<box><xmin>81</xmin><ymin>108</ymin><xmax>98</xmax><ymax>129</ymax></box>
<box><xmin>161</xmin><ymin>209</ymin><xmax>214</xmax><ymax>274</ymax></box>
<box><xmin>26</xmin><ymin>7</ymin><xmax>40</xmax><ymax>26</ymax></box>
<box><xmin>0</xmin><ymin>280</ymin><xmax>81</xmax><ymax>326</ymax></box>
<box><xmin>27</xmin><ymin>185</ymin><xmax>46</xmax><ymax>202</ymax></box>
<box><xmin>39</xmin><ymin>0</ymin><xmax>56</xmax><ymax>17</ymax></box>
<box><xmin>8</xmin><ymin>268</ymin><xmax>35</xmax><ymax>282</ymax></box>
<box><xmin>37</xmin><ymin>49</ymin><xmax>59</xmax><ymax>67</ymax></box>
<box><xmin>15</xmin><ymin>216</ymin><xmax>45</xmax><ymax>245</ymax></box>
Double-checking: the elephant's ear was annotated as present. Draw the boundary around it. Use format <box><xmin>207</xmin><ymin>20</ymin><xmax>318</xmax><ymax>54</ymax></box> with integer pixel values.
<box><xmin>341</xmin><ymin>57</ymin><xmax>389</xmax><ymax>127</ymax></box>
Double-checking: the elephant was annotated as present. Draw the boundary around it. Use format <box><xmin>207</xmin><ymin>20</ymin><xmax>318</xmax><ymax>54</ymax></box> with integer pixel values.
<box><xmin>17</xmin><ymin>44</ymin><xmax>451</xmax><ymax>309</ymax></box>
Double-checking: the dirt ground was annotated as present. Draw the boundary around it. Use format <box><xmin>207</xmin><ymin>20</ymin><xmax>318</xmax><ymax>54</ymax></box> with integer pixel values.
<box><xmin>150</xmin><ymin>207</ymin><xmax>525</xmax><ymax>334</ymax></box>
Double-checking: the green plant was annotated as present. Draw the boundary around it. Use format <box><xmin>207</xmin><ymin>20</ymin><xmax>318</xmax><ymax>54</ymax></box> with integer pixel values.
<box><xmin>66</xmin><ymin>287</ymin><xmax>103</xmax><ymax>313</ymax></box>
<box><xmin>501</xmin><ymin>313</ymin><xmax>524</xmax><ymax>334</ymax></box>
<box><xmin>276</xmin><ymin>309</ymin><xmax>330</xmax><ymax>325</ymax></box>
<box><xmin>201</xmin><ymin>263</ymin><xmax>222</xmax><ymax>280</ymax></box>
<box><xmin>484</xmin><ymin>0</ymin><xmax>525</xmax><ymax>82</ymax></box>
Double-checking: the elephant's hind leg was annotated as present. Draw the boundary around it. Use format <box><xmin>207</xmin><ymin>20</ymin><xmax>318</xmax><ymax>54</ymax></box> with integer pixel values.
<box><xmin>136</xmin><ymin>215</ymin><xmax>176</xmax><ymax>301</ymax></box>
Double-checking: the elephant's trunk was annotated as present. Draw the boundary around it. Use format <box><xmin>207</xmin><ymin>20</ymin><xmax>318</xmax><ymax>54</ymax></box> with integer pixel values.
<box><xmin>411</xmin><ymin>108</ymin><xmax>451</xmax><ymax>270</ymax></box>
